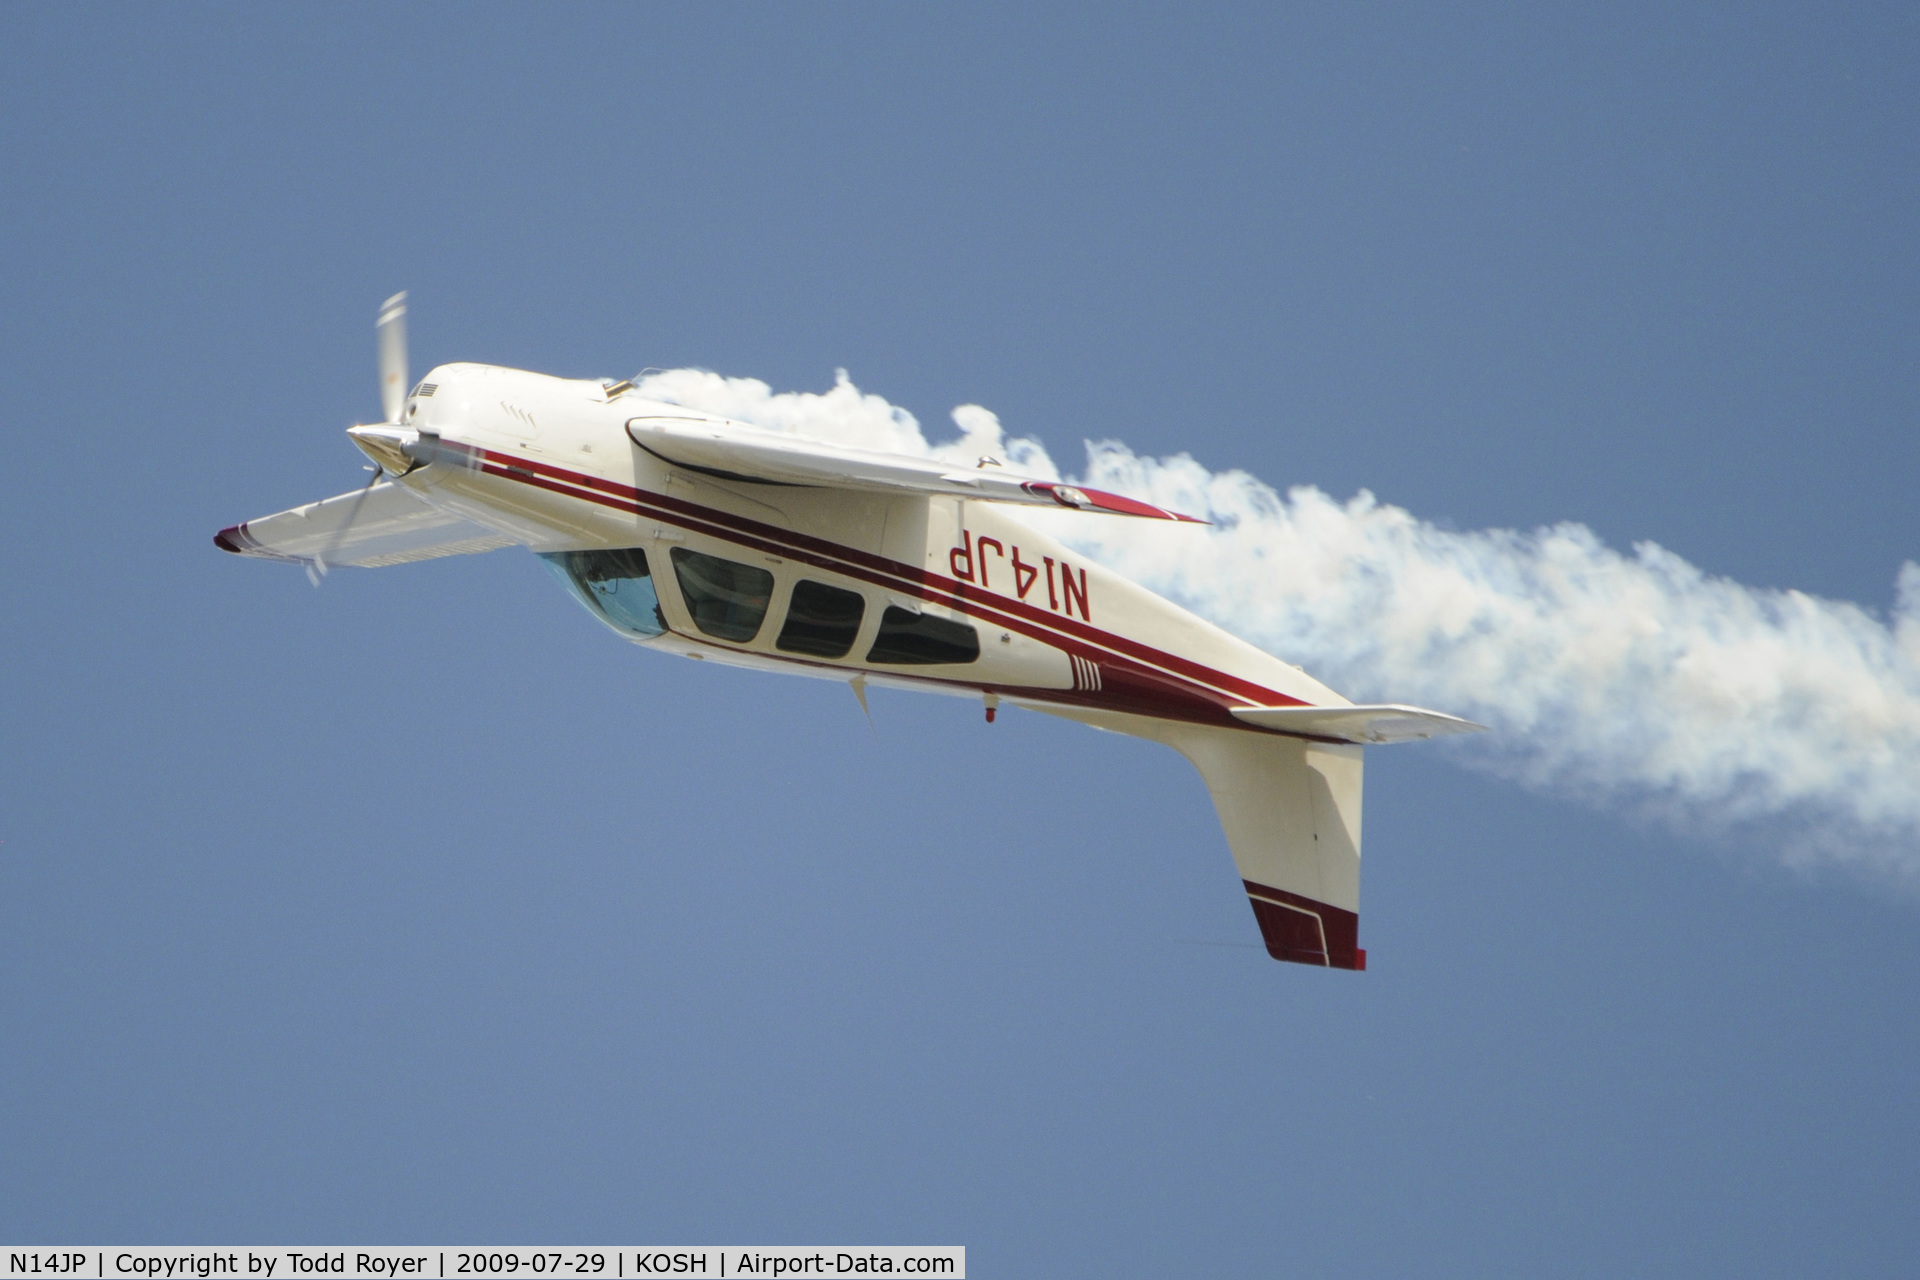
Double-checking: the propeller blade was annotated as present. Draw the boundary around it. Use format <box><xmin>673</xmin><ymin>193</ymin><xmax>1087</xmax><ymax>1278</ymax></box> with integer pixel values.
<box><xmin>377</xmin><ymin>291</ymin><xmax>408</xmax><ymax>424</ymax></box>
<box><xmin>307</xmin><ymin>465</ymin><xmax>386</xmax><ymax>587</ymax></box>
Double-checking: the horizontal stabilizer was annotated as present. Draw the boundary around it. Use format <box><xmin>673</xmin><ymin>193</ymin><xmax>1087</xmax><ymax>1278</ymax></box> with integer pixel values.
<box><xmin>626</xmin><ymin>415</ymin><xmax>1204</xmax><ymax>521</ymax></box>
<box><xmin>1232</xmin><ymin>703</ymin><xmax>1487</xmax><ymax>744</ymax></box>
<box><xmin>215</xmin><ymin>481</ymin><xmax>514</xmax><ymax>568</ymax></box>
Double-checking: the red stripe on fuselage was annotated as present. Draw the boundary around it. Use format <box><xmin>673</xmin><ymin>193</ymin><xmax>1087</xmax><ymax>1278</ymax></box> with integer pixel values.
<box><xmin>467</xmin><ymin>445</ymin><xmax>1303</xmax><ymax>715</ymax></box>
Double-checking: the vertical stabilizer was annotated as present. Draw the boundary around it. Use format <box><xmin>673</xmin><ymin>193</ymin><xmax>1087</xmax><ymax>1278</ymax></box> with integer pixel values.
<box><xmin>1162</xmin><ymin>727</ymin><xmax>1366</xmax><ymax>969</ymax></box>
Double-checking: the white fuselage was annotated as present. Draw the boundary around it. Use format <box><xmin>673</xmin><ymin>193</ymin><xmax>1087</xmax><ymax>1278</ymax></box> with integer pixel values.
<box><xmin>393</xmin><ymin>363</ymin><xmax>1344</xmax><ymax>729</ymax></box>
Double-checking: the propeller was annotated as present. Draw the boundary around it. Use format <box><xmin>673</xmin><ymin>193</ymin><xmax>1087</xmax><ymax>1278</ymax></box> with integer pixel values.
<box><xmin>377</xmin><ymin>290</ymin><xmax>408</xmax><ymax>424</ymax></box>
<box><xmin>306</xmin><ymin>465</ymin><xmax>384</xmax><ymax>587</ymax></box>
<box><xmin>311</xmin><ymin>291</ymin><xmax>415</xmax><ymax>587</ymax></box>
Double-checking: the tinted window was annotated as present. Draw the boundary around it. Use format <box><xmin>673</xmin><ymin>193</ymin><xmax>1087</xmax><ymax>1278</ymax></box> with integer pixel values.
<box><xmin>866</xmin><ymin>605</ymin><xmax>980</xmax><ymax>665</ymax></box>
<box><xmin>777</xmin><ymin>580</ymin><xmax>866</xmax><ymax>658</ymax></box>
<box><xmin>538</xmin><ymin>547</ymin><xmax>666</xmax><ymax>638</ymax></box>
<box><xmin>671</xmin><ymin>548</ymin><xmax>774</xmax><ymax>642</ymax></box>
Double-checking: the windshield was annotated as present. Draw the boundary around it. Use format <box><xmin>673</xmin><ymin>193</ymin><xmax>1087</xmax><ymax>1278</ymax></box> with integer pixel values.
<box><xmin>539</xmin><ymin>548</ymin><xmax>667</xmax><ymax>638</ymax></box>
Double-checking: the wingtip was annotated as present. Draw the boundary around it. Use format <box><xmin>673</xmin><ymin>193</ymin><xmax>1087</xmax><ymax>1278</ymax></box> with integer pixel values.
<box><xmin>213</xmin><ymin>522</ymin><xmax>305</xmax><ymax>564</ymax></box>
<box><xmin>1029</xmin><ymin>481</ymin><xmax>1210</xmax><ymax>523</ymax></box>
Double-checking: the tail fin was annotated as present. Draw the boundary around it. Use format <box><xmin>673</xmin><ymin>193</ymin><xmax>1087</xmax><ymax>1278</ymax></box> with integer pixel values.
<box><xmin>1018</xmin><ymin>702</ymin><xmax>1370</xmax><ymax>970</ymax></box>
<box><xmin>1162</xmin><ymin>726</ymin><xmax>1366</xmax><ymax>969</ymax></box>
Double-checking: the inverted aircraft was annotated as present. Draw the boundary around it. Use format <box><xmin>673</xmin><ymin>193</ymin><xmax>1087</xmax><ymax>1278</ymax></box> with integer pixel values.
<box><xmin>217</xmin><ymin>295</ymin><xmax>1484</xmax><ymax>969</ymax></box>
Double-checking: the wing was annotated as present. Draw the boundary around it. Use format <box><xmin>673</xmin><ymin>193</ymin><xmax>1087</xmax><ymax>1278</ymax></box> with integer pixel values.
<box><xmin>627</xmin><ymin>415</ymin><xmax>1205</xmax><ymax>522</ymax></box>
<box><xmin>214</xmin><ymin>481</ymin><xmax>515</xmax><ymax>568</ymax></box>
<box><xmin>1231</xmin><ymin>703</ymin><xmax>1487</xmax><ymax>743</ymax></box>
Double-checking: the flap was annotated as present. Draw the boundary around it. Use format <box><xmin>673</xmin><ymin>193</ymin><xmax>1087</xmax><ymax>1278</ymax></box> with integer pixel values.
<box><xmin>1231</xmin><ymin>703</ymin><xmax>1487</xmax><ymax>744</ymax></box>
<box><xmin>627</xmin><ymin>416</ymin><xmax>1204</xmax><ymax>522</ymax></box>
<box><xmin>215</xmin><ymin>481</ymin><xmax>515</xmax><ymax>569</ymax></box>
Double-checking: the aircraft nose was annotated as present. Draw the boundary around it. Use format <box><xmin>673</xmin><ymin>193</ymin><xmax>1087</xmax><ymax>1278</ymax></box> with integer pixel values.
<box><xmin>347</xmin><ymin>425</ymin><xmax>428</xmax><ymax>475</ymax></box>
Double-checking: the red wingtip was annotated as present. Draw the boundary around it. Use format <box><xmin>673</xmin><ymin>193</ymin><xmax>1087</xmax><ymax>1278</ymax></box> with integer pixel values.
<box><xmin>1025</xmin><ymin>480</ymin><xmax>1209</xmax><ymax>523</ymax></box>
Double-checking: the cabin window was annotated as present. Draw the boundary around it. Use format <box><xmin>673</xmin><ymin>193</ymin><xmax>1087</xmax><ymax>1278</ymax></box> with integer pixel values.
<box><xmin>671</xmin><ymin>548</ymin><xmax>775</xmax><ymax>642</ymax></box>
<box><xmin>777</xmin><ymin>580</ymin><xmax>866</xmax><ymax>659</ymax></box>
<box><xmin>866</xmin><ymin>605</ymin><xmax>980</xmax><ymax>665</ymax></box>
<box><xmin>539</xmin><ymin>548</ymin><xmax>667</xmax><ymax>638</ymax></box>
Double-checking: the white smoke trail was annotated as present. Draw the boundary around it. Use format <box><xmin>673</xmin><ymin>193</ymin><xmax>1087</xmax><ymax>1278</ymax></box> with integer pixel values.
<box><xmin>636</xmin><ymin>369</ymin><xmax>1920</xmax><ymax>883</ymax></box>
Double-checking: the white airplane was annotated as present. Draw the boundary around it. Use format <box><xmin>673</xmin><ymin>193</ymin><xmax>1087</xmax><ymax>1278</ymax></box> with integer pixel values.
<box><xmin>217</xmin><ymin>294</ymin><xmax>1484</xmax><ymax>969</ymax></box>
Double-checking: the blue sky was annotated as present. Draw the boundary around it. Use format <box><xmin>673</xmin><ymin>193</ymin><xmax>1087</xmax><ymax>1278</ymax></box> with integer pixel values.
<box><xmin>2</xmin><ymin>4</ymin><xmax>1916</xmax><ymax>1274</ymax></box>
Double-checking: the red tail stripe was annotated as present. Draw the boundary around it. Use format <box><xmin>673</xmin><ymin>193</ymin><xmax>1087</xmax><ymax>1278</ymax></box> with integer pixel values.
<box><xmin>1242</xmin><ymin>880</ymin><xmax>1363</xmax><ymax>971</ymax></box>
